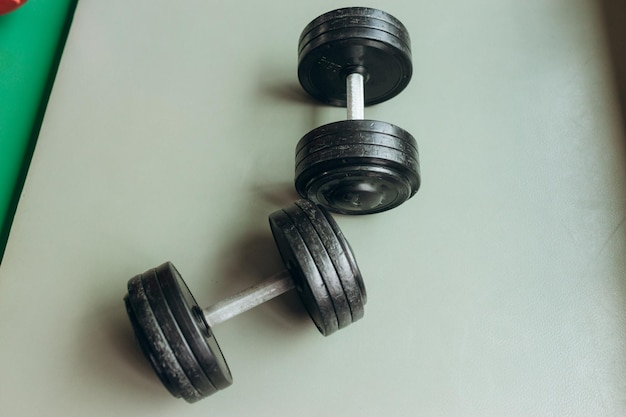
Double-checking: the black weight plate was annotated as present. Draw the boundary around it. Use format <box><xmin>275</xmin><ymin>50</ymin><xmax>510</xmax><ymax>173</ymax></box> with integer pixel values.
<box><xmin>298</xmin><ymin>8</ymin><xmax>412</xmax><ymax>107</ymax></box>
<box><xmin>299</xmin><ymin>34</ymin><xmax>412</xmax><ymax>106</ymax></box>
<box><xmin>294</xmin><ymin>121</ymin><xmax>421</xmax><ymax>214</ymax></box>
<box><xmin>294</xmin><ymin>199</ymin><xmax>365</xmax><ymax>321</ymax></box>
<box><xmin>299</xmin><ymin>8</ymin><xmax>411</xmax><ymax>60</ymax></box>
<box><xmin>318</xmin><ymin>207</ymin><xmax>367</xmax><ymax>302</ymax></box>
<box><xmin>299</xmin><ymin>7</ymin><xmax>409</xmax><ymax>44</ymax></box>
<box><xmin>124</xmin><ymin>273</ymin><xmax>202</xmax><ymax>402</ymax></box>
<box><xmin>296</xmin><ymin>144</ymin><xmax>419</xmax><ymax>176</ymax></box>
<box><xmin>296</xmin><ymin>120</ymin><xmax>417</xmax><ymax>155</ymax></box>
<box><xmin>297</xmin><ymin>140</ymin><xmax>419</xmax><ymax>171</ymax></box>
<box><xmin>283</xmin><ymin>204</ymin><xmax>352</xmax><ymax>329</ymax></box>
<box><xmin>141</xmin><ymin>268</ymin><xmax>217</xmax><ymax>399</ymax></box>
<box><xmin>155</xmin><ymin>262</ymin><xmax>233</xmax><ymax>391</ymax></box>
<box><xmin>124</xmin><ymin>293</ymin><xmax>181</xmax><ymax>398</ymax></box>
<box><xmin>269</xmin><ymin>208</ymin><xmax>339</xmax><ymax>336</ymax></box>
<box><xmin>299</xmin><ymin>16</ymin><xmax>409</xmax><ymax>56</ymax></box>
<box><xmin>297</xmin><ymin>164</ymin><xmax>418</xmax><ymax>215</ymax></box>
<box><xmin>297</xmin><ymin>133</ymin><xmax>417</xmax><ymax>163</ymax></box>
<box><xmin>296</xmin><ymin>120</ymin><xmax>416</xmax><ymax>150</ymax></box>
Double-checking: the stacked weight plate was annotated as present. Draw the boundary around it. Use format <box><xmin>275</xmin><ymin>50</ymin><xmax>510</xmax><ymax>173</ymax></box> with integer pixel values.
<box><xmin>269</xmin><ymin>199</ymin><xmax>366</xmax><ymax>335</ymax></box>
<box><xmin>125</xmin><ymin>263</ymin><xmax>232</xmax><ymax>402</ymax></box>
<box><xmin>295</xmin><ymin>120</ymin><xmax>420</xmax><ymax>215</ymax></box>
<box><xmin>298</xmin><ymin>7</ymin><xmax>412</xmax><ymax>106</ymax></box>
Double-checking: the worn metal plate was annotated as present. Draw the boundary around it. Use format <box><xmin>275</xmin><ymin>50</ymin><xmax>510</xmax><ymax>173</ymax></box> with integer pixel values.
<box><xmin>155</xmin><ymin>262</ymin><xmax>233</xmax><ymax>391</ymax></box>
<box><xmin>294</xmin><ymin>199</ymin><xmax>365</xmax><ymax>321</ymax></box>
<box><xmin>141</xmin><ymin>268</ymin><xmax>218</xmax><ymax>399</ymax></box>
<box><xmin>269</xmin><ymin>208</ymin><xmax>339</xmax><ymax>336</ymax></box>
<box><xmin>124</xmin><ymin>273</ymin><xmax>202</xmax><ymax>402</ymax></box>
<box><xmin>295</xmin><ymin>120</ymin><xmax>420</xmax><ymax>214</ymax></box>
<box><xmin>283</xmin><ymin>203</ymin><xmax>352</xmax><ymax>329</ymax></box>
<box><xmin>298</xmin><ymin>7</ymin><xmax>412</xmax><ymax>106</ymax></box>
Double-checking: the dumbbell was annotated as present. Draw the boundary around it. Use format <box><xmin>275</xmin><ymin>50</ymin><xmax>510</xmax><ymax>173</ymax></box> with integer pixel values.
<box><xmin>124</xmin><ymin>199</ymin><xmax>366</xmax><ymax>403</ymax></box>
<box><xmin>295</xmin><ymin>7</ymin><xmax>421</xmax><ymax>215</ymax></box>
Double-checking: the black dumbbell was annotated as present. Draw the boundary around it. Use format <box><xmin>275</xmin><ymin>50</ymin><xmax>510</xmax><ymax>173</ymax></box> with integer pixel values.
<box><xmin>124</xmin><ymin>199</ymin><xmax>366</xmax><ymax>403</ymax></box>
<box><xmin>296</xmin><ymin>7</ymin><xmax>421</xmax><ymax>215</ymax></box>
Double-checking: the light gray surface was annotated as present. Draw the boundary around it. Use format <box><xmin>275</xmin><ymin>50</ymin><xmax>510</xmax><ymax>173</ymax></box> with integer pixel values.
<box><xmin>1</xmin><ymin>0</ymin><xmax>626</xmax><ymax>415</ymax></box>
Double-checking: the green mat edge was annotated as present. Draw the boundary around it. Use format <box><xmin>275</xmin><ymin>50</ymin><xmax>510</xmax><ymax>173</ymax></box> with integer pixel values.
<box><xmin>0</xmin><ymin>0</ymin><xmax>79</xmax><ymax>263</ymax></box>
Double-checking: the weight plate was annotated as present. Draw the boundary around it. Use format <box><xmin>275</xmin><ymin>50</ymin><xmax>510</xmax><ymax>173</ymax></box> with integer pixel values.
<box><xmin>300</xmin><ymin>7</ymin><xmax>408</xmax><ymax>42</ymax></box>
<box><xmin>124</xmin><ymin>273</ymin><xmax>202</xmax><ymax>402</ymax></box>
<box><xmin>294</xmin><ymin>199</ymin><xmax>365</xmax><ymax>320</ymax></box>
<box><xmin>297</xmin><ymin>132</ymin><xmax>418</xmax><ymax>162</ymax></box>
<box><xmin>299</xmin><ymin>8</ymin><xmax>411</xmax><ymax>59</ymax></box>
<box><xmin>298</xmin><ymin>33</ymin><xmax>412</xmax><ymax>106</ymax></box>
<box><xmin>296</xmin><ymin>144</ymin><xmax>419</xmax><ymax>189</ymax></box>
<box><xmin>299</xmin><ymin>16</ymin><xmax>409</xmax><ymax>56</ymax></box>
<box><xmin>141</xmin><ymin>268</ymin><xmax>218</xmax><ymax>399</ymax></box>
<box><xmin>283</xmin><ymin>204</ymin><xmax>352</xmax><ymax>329</ymax></box>
<box><xmin>269</xmin><ymin>208</ymin><xmax>339</xmax><ymax>336</ymax></box>
<box><xmin>297</xmin><ymin>164</ymin><xmax>418</xmax><ymax>215</ymax></box>
<box><xmin>155</xmin><ymin>262</ymin><xmax>233</xmax><ymax>391</ymax></box>
<box><xmin>296</xmin><ymin>143</ymin><xmax>419</xmax><ymax>174</ymax></box>
<box><xmin>298</xmin><ymin>8</ymin><xmax>412</xmax><ymax>106</ymax></box>
<box><xmin>295</xmin><ymin>121</ymin><xmax>420</xmax><ymax>214</ymax></box>
<box><xmin>124</xmin><ymin>292</ymin><xmax>181</xmax><ymax>399</ymax></box>
<box><xmin>296</xmin><ymin>120</ymin><xmax>418</xmax><ymax>158</ymax></box>
<box><xmin>318</xmin><ymin>207</ymin><xmax>367</xmax><ymax>302</ymax></box>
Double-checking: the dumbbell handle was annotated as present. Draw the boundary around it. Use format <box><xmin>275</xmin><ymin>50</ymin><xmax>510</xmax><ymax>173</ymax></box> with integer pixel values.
<box><xmin>347</xmin><ymin>72</ymin><xmax>365</xmax><ymax>120</ymax></box>
<box><xmin>202</xmin><ymin>270</ymin><xmax>295</xmax><ymax>327</ymax></box>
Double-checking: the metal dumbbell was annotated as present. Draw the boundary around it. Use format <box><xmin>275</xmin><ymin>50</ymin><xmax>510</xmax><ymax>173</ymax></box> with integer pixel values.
<box><xmin>296</xmin><ymin>7</ymin><xmax>421</xmax><ymax>215</ymax></box>
<box><xmin>124</xmin><ymin>199</ymin><xmax>366</xmax><ymax>403</ymax></box>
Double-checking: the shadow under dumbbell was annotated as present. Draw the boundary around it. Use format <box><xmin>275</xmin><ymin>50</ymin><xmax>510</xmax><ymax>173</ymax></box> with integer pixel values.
<box><xmin>251</xmin><ymin>182</ymin><xmax>300</xmax><ymax>208</ymax></box>
<box><xmin>261</xmin><ymin>81</ymin><xmax>314</xmax><ymax>106</ymax></box>
<box><xmin>258</xmin><ymin>80</ymin><xmax>326</xmax><ymax>130</ymax></box>
<box><xmin>79</xmin><ymin>297</ymin><xmax>173</xmax><ymax>402</ymax></box>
